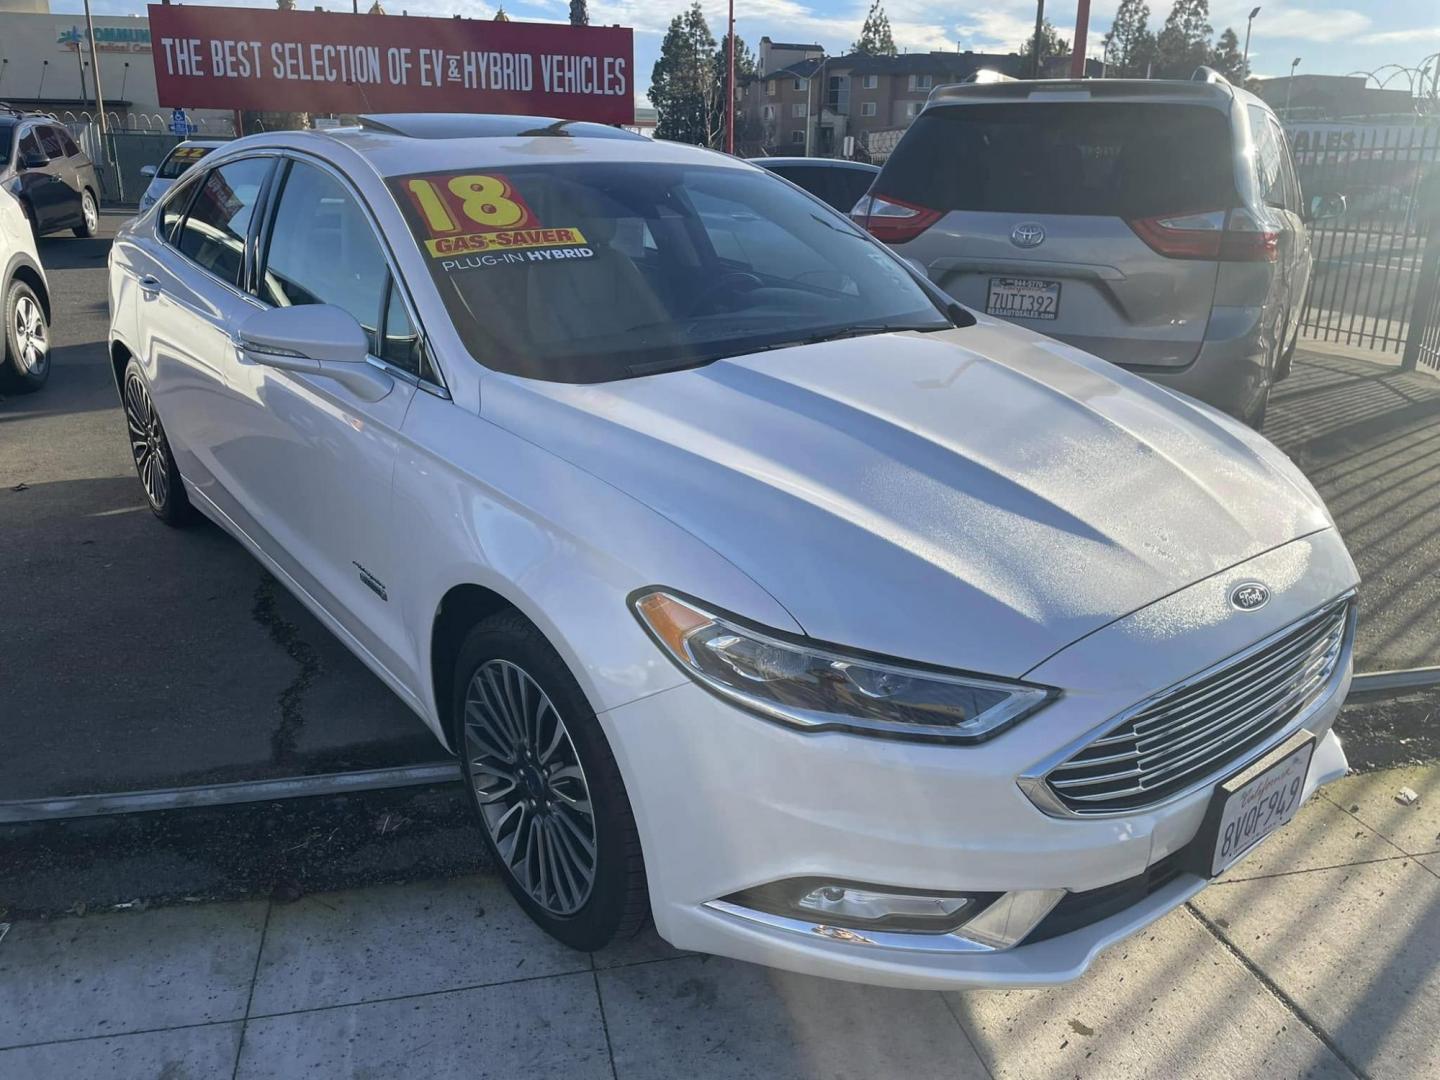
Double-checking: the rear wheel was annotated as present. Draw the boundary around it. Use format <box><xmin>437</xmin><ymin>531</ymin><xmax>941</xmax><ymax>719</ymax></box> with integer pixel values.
<box><xmin>0</xmin><ymin>278</ymin><xmax>50</xmax><ymax>394</ymax></box>
<box><xmin>73</xmin><ymin>189</ymin><xmax>98</xmax><ymax>239</ymax></box>
<box><xmin>121</xmin><ymin>359</ymin><xmax>196</xmax><ymax>525</ymax></box>
<box><xmin>453</xmin><ymin>611</ymin><xmax>649</xmax><ymax>951</ymax></box>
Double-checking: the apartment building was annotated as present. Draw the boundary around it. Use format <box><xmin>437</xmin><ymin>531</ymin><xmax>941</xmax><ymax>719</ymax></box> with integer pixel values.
<box><xmin>744</xmin><ymin>48</ymin><xmax>1102</xmax><ymax>159</ymax></box>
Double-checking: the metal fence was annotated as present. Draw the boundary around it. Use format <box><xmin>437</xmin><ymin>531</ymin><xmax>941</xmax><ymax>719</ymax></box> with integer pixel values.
<box><xmin>1293</xmin><ymin>123</ymin><xmax>1440</xmax><ymax>363</ymax></box>
<box><xmin>43</xmin><ymin>112</ymin><xmax>239</xmax><ymax>206</ymax></box>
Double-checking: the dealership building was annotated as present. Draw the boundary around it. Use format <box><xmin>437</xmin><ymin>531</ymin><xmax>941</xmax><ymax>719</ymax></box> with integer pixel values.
<box><xmin>0</xmin><ymin>0</ymin><xmax>235</xmax><ymax>129</ymax></box>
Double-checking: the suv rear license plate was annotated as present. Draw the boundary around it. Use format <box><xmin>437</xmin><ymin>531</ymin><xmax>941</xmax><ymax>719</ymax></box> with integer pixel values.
<box><xmin>987</xmin><ymin>277</ymin><xmax>1060</xmax><ymax>320</ymax></box>
<box><xmin>1204</xmin><ymin>733</ymin><xmax>1315</xmax><ymax>877</ymax></box>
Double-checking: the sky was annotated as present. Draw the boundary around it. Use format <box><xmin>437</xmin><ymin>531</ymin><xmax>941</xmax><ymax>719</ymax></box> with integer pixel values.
<box><xmin>81</xmin><ymin>0</ymin><xmax>1440</xmax><ymax>106</ymax></box>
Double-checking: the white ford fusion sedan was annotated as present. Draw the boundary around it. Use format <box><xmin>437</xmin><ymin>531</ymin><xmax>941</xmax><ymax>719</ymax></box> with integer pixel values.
<box><xmin>107</xmin><ymin>115</ymin><xmax>1358</xmax><ymax>989</ymax></box>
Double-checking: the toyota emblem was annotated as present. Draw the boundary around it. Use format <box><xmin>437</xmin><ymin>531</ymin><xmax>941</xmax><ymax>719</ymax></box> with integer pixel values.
<box><xmin>1011</xmin><ymin>222</ymin><xmax>1045</xmax><ymax>248</ymax></box>
<box><xmin>1230</xmin><ymin>582</ymin><xmax>1271</xmax><ymax>611</ymax></box>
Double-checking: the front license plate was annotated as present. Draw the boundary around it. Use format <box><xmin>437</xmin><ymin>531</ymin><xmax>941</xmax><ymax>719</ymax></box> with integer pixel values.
<box><xmin>986</xmin><ymin>277</ymin><xmax>1060</xmax><ymax>320</ymax></box>
<box><xmin>1208</xmin><ymin>735</ymin><xmax>1315</xmax><ymax>876</ymax></box>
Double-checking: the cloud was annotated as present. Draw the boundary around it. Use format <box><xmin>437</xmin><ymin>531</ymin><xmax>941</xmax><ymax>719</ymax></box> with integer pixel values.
<box><xmin>1209</xmin><ymin>3</ymin><xmax>1371</xmax><ymax>43</ymax></box>
<box><xmin>1357</xmin><ymin>26</ymin><xmax>1440</xmax><ymax>46</ymax></box>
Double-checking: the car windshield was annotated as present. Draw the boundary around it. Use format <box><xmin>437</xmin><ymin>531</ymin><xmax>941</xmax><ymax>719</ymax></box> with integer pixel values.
<box><xmin>157</xmin><ymin>144</ymin><xmax>217</xmax><ymax>179</ymax></box>
<box><xmin>878</xmin><ymin>102</ymin><xmax>1238</xmax><ymax>218</ymax></box>
<box><xmin>387</xmin><ymin>161</ymin><xmax>952</xmax><ymax>383</ymax></box>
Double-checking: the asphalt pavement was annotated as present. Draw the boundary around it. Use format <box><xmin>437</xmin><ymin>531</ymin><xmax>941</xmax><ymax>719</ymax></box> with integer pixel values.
<box><xmin>0</xmin><ymin>212</ymin><xmax>440</xmax><ymax>802</ymax></box>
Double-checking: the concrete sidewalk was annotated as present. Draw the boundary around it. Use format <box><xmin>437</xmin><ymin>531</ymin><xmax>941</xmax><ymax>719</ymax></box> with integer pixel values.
<box><xmin>3</xmin><ymin>764</ymin><xmax>1436</xmax><ymax>1079</ymax></box>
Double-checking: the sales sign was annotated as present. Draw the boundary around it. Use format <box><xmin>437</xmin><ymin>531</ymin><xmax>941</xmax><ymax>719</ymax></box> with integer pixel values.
<box><xmin>148</xmin><ymin>4</ymin><xmax>634</xmax><ymax>124</ymax></box>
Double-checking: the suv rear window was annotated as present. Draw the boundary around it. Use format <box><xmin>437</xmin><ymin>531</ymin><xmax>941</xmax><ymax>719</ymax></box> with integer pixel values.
<box><xmin>877</xmin><ymin>102</ymin><xmax>1238</xmax><ymax>219</ymax></box>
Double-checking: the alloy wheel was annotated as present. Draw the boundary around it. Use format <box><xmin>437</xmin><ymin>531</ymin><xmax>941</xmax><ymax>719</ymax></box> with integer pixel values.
<box><xmin>12</xmin><ymin>295</ymin><xmax>46</xmax><ymax>376</ymax></box>
<box><xmin>463</xmin><ymin>659</ymin><xmax>598</xmax><ymax>916</ymax></box>
<box><xmin>123</xmin><ymin>371</ymin><xmax>169</xmax><ymax>509</ymax></box>
<box><xmin>82</xmin><ymin>191</ymin><xmax>98</xmax><ymax>233</ymax></box>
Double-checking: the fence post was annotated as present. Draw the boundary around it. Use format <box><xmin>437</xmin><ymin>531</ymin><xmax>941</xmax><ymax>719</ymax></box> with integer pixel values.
<box><xmin>1402</xmin><ymin>220</ymin><xmax>1440</xmax><ymax>372</ymax></box>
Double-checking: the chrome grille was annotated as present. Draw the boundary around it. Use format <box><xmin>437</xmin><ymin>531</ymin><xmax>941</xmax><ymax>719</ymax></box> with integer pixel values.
<box><xmin>1044</xmin><ymin>598</ymin><xmax>1353</xmax><ymax>815</ymax></box>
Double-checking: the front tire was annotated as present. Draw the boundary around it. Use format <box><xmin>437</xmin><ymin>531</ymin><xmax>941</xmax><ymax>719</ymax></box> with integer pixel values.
<box><xmin>453</xmin><ymin>611</ymin><xmax>649</xmax><ymax>951</ymax></box>
<box><xmin>0</xmin><ymin>278</ymin><xmax>50</xmax><ymax>393</ymax></box>
<box><xmin>74</xmin><ymin>189</ymin><xmax>98</xmax><ymax>238</ymax></box>
<box><xmin>121</xmin><ymin>359</ymin><xmax>196</xmax><ymax>525</ymax></box>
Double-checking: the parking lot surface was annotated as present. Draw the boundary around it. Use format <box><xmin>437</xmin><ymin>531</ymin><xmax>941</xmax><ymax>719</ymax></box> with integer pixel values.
<box><xmin>0</xmin><ymin>214</ymin><xmax>440</xmax><ymax>802</ymax></box>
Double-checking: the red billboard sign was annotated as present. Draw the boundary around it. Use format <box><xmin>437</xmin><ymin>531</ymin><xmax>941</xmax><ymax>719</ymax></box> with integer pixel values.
<box><xmin>148</xmin><ymin>5</ymin><xmax>634</xmax><ymax>124</ymax></box>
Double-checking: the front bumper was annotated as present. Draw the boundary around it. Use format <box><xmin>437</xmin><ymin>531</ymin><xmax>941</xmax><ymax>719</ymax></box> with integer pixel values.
<box><xmin>600</xmin><ymin>532</ymin><xmax>1358</xmax><ymax>989</ymax></box>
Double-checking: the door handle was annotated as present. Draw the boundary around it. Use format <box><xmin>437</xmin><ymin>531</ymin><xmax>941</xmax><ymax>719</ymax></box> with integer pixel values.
<box><xmin>138</xmin><ymin>275</ymin><xmax>162</xmax><ymax>299</ymax></box>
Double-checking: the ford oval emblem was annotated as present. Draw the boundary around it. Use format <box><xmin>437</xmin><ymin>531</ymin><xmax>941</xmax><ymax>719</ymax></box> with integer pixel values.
<box><xmin>1011</xmin><ymin>222</ymin><xmax>1045</xmax><ymax>248</ymax></box>
<box><xmin>1230</xmin><ymin>582</ymin><xmax>1271</xmax><ymax>611</ymax></box>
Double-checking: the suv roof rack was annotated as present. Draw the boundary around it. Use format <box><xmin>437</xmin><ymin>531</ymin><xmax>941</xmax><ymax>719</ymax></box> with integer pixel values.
<box><xmin>355</xmin><ymin>113</ymin><xmax>646</xmax><ymax>142</ymax></box>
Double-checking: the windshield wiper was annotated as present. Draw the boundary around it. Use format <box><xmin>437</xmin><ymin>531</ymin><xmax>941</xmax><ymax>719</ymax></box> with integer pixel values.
<box><xmin>789</xmin><ymin>322</ymin><xmax>949</xmax><ymax>347</ymax></box>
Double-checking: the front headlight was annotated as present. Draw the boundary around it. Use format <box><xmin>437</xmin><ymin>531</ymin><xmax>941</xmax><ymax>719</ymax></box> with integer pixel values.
<box><xmin>632</xmin><ymin>590</ymin><xmax>1054</xmax><ymax>742</ymax></box>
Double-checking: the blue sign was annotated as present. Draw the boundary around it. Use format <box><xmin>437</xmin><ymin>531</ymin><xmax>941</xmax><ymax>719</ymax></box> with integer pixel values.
<box><xmin>169</xmin><ymin>108</ymin><xmax>195</xmax><ymax>136</ymax></box>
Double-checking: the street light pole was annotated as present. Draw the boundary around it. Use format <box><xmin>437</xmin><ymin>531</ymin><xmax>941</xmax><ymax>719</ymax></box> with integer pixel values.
<box><xmin>1283</xmin><ymin>56</ymin><xmax>1301</xmax><ymax>119</ymax></box>
<box><xmin>1242</xmin><ymin>6</ymin><xmax>1260</xmax><ymax>79</ymax></box>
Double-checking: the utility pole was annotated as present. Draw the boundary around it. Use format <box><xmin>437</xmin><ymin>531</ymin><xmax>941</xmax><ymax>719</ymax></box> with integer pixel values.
<box><xmin>725</xmin><ymin>0</ymin><xmax>735</xmax><ymax>154</ymax></box>
<box><xmin>1031</xmin><ymin>0</ymin><xmax>1045</xmax><ymax>78</ymax></box>
<box><xmin>1243</xmin><ymin>7</ymin><xmax>1260</xmax><ymax>79</ymax></box>
<box><xmin>83</xmin><ymin>0</ymin><xmax>107</xmax><ymax>136</ymax></box>
<box><xmin>1069</xmin><ymin>0</ymin><xmax>1090</xmax><ymax>78</ymax></box>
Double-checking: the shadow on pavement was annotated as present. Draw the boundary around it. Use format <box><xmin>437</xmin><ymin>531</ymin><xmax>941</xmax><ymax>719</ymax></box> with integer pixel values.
<box><xmin>1268</xmin><ymin>350</ymin><xmax>1440</xmax><ymax>673</ymax></box>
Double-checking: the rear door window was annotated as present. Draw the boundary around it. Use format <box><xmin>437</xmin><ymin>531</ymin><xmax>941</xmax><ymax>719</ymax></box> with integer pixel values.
<box><xmin>1249</xmin><ymin>106</ymin><xmax>1288</xmax><ymax>211</ymax></box>
<box><xmin>877</xmin><ymin>102</ymin><xmax>1238</xmax><ymax>218</ymax></box>
<box><xmin>56</xmin><ymin>128</ymin><xmax>81</xmax><ymax>157</ymax></box>
<box><xmin>176</xmin><ymin>158</ymin><xmax>271</xmax><ymax>288</ymax></box>
<box><xmin>38</xmin><ymin>126</ymin><xmax>67</xmax><ymax>160</ymax></box>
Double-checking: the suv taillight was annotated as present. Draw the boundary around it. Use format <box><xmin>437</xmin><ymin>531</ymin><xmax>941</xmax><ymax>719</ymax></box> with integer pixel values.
<box><xmin>1128</xmin><ymin>207</ymin><xmax>1278</xmax><ymax>262</ymax></box>
<box><xmin>851</xmin><ymin>194</ymin><xmax>942</xmax><ymax>244</ymax></box>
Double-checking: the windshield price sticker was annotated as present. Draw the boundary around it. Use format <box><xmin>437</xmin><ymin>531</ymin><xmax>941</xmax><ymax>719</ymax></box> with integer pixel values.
<box><xmin>398</xmin><ymin>172</ymin><xmax>591</xmax><ymax>267</ymax></box>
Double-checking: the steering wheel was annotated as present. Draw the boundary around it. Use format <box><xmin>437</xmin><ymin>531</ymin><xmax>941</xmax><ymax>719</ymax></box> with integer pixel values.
<box><xmin>688</xmin><ymin>272</ymin><xmax>765</xmax><ymax>315</ymax></box>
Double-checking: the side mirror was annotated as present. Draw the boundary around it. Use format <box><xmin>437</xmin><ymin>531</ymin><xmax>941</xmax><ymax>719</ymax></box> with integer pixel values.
<box><xmin>20</xmin><ymin>150</ymin><xmax>50</xmax><ymax>170</ymax></box>
<box><xmin>140</xmin><ymin>164</ymin><xmax>158</xmax><ymax>178</ymax></box>
<box><xmin>236</xmin><ymin>304</ymin><xmax>391</xmax><ymax>402</ymax></box>
<box><xmin>1307</xmin><ymin>192</ymin><xmax>1346</xmax><ymax>222</ymax></box>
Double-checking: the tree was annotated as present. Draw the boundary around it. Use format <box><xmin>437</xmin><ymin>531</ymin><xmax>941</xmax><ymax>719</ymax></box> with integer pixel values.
<box><xmin>714</xmin><ymin>32</ymin><xmax>761</xmax><ymax>150</ymax></box>
<box><xmin>1018</xmin><ymin>18</ymin><xmax>1070</xmax><ymax>74</ymax></box>
<box><xmin>1155</xmin><ymin>0</ymin><xmax>1213</xmax><ymax>79</ymax></box>
<box><xmin>651</xmin><ymin>3</ymin><xmax>719</xmax><ymax>146</ymax></box>
<box><xmin>569</xmin><ymin>0</ymin><xmax>588</xmax><ymax>26</ymax></box>
<box><xmin>852</xmin><ymin>1</ymin><xmax>897</xmax><ymax>57</ymax></box>
<box><xmin>1209</xmin><ymin>26</ymin><xmax>1246</xmax><ymax>82</ymax></box>
<box><xmin>1103</xmin><ymin>0</ymin><xmax>1157</xmax><ymax>78</ymax></box>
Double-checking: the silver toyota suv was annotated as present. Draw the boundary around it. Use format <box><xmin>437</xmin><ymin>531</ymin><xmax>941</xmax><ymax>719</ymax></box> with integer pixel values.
<box><xmin>854</xmin><ymin>72</ymin><xmax>1314</xmax><ymax>427</ymax></box>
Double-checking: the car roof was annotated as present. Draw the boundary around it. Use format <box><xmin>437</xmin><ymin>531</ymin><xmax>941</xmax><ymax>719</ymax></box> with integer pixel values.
<box><xmin>224</xmin><ymin>114</ymin><xmax>750</xmax><ymax>179</ymax></box>
<box><xmin>753</xmin><ymin>157</ymin><xmax>879</xmax><ymax>171</ymax></box>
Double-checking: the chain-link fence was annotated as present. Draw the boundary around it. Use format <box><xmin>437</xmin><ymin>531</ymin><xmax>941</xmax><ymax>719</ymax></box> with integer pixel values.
<box><xmin>41</xmin><ymin>111</ymin><xmax>239</xmax><ymax>206</ymax></box>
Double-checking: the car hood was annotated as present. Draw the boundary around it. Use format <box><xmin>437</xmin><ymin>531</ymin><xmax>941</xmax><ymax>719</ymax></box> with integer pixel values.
<box><xmin>483</xmin><ymin>321</ymin><xmax>1333</xmax><ymax>677</ymax></box>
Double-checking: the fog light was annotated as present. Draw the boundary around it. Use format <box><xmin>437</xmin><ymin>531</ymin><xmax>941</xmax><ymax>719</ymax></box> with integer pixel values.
<box><xmin>722</xmin><ymin>877</ymin><xmax>998</xmax><ymax>933</ymax></box>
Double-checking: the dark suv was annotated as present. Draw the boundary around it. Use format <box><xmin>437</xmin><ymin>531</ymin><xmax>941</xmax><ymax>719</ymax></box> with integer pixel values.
<box><xmin>0</xmin><ymin>111</ymin><xmax>101</xmax><ymax>238</ymax></box>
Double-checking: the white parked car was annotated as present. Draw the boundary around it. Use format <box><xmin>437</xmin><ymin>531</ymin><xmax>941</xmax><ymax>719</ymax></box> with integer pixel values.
<box><xmin>1</xmin><ymin>186</ymin><xmax>51</xmax><ymax>392</ymax></box>
<box><xmin>107</xmin><ymin>116</ymin><xmax>1357</xmax><ymax>989</ymax></box>
<box><xmin>137</xmin><ymin>139</ymin><xmax>226</xmax><ymax>212</ymax></box>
